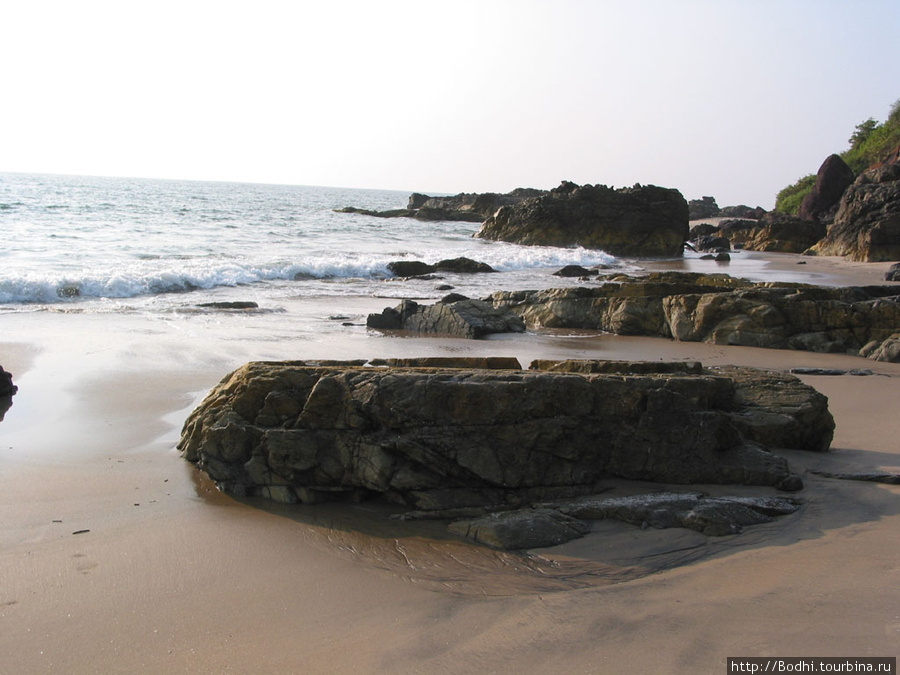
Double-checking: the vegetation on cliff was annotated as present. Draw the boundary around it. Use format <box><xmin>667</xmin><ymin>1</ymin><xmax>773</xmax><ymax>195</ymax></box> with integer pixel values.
<box><xmin>775</xmin><ymin>98</ymin><xmax>900</xmax><ymax>214</ymax></box>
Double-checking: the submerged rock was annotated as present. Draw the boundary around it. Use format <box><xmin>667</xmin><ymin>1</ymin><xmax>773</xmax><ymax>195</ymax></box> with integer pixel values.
<box><xmin>448</xmin><ymin>509</ymin><xmax>592</xmax><ymax>550</ymax></box>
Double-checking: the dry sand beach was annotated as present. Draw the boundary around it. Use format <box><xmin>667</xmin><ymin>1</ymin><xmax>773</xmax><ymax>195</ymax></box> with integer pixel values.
<box><xmin>1</xmin><ymin>252</ymin><xmax>899</xmax><ymax>673</ymax></box>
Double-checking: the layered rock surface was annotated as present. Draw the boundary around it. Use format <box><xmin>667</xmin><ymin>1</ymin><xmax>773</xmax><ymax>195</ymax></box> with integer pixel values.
<box><xmin>475</xmin><ymin>181</ymin><xmax>689</xmax><ymax>257</ymax></box>
<box><xmin>488</xmin><ymin>272</ymin><xmax>900</xmax><ymax>360</ymax></box>
<box><xmin>178</xmin><ymin>359</ymin><xmax>837</xmax><ymax>515</ymax></box>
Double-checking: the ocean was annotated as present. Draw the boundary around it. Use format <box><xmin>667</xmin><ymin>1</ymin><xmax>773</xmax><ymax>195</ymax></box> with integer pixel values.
<box><xmin>0</xmin><ymin>172</ymin><xmax>621</xmax><ymax>314</ymax></box>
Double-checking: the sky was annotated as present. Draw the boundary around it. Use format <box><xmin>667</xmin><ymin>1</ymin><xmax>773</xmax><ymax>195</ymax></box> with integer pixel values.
<box><xmin>2</xmin><ymin>1</ymin><xmax>899</xmax><ymax>208</ymax></box>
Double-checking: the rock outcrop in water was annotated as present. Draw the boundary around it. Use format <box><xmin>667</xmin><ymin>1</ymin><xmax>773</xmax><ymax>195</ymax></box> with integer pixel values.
<box><xmin>336</xmin><ymin>188</ymin><xmax>545</xmax><ymax>223</ymax></box>
<box><xmin>475</xmin><ymin>181</ymin><xmax>690</xmax><ymax>257</ymax></box>
<box><xmin>178</xmin><ymin>358</ymin><xmax>838</xmax><ymax>519</ymax></box>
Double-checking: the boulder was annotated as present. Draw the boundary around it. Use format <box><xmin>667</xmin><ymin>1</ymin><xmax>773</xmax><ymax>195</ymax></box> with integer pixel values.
<box><xmin>177</xmin><ymin>360</ymin><xmax>826</xmax><ymax>510</ymax></box>
<box><xmin>366</xmin><ymin>297</ymin><xmax>526</xmax><ymax>339</ymax></box>
<box><xmin>488</xmin><ymin>272</ymin><xmax>900</xmax><ymax>357</ymax></box>
<box><xmin>553</xmin><ymin>264</ymin><xmax>597</xmax><ymax>278</ymax></box>
<box><xmin>812</xmin><ymin>155</ymin><xmax>900</xmax><ymax>261</ymax></box>
<box><xmin>719</xmin><ymin>205</ymin><xmax>767</xmax><ymax>219</ymax></box>
<box><xmin>731</xmin><ymin>212</ymin><xmax>826</xmax><ymax>254</ymax></box>
<box><xmin>860</xmin><ymin>333</ymin><xmax>900</xmax><ymax>362</ymax></box>
<box><xmin>475</xmin><ymin>181</ymin><xmax>690</xmax><ymax>257</ymax></box>
<box><xmin>688</xmin><ymin>196</ymin><xmax>720</xmax><ymax>220</ymax></box>
<box><xmin>386</xmin><ymin>257</ymin><xmax>496</xmax><ymax>278</ymax></box>
<box><xmin>798</xmin><ymin>154</ymin><xmax>856</xmax><ymax>223</ymax></box>
<box><xmin>886</xmin><ymin>262</ymin><xmax>900</xmax><ymax>281</ymax></box>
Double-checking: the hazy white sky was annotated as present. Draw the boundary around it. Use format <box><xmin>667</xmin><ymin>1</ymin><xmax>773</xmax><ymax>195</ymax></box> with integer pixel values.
<box><xmin>3</xmin><ymin>0</ymin><xmax>898</xmax><ymax>207</ymax></box>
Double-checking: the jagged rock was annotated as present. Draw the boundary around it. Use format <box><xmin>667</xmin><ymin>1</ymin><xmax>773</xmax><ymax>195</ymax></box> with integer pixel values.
<box><xmin>719</xmin><ymin>205</ymin><xmax>767</xmax><ymax>219</ymax></box>
<box><xmin>338</xmin><ymin>189</ymin><xmax>544</xmax><ymax>222</ymax></box>
<box><xmin>550</xmin><ymin>492</ymin><xmax>803</xmax><ymax>537</ymax></box>
<box><xmin>366</xmin><ymin>297</ymin><xmax>525</xmax><ymax>339</ymax></box>
<box><xmin>177</xmin><ymin>360</ymin><xmax>824</xmax><ymax>510</ymax></box>
<box><xmin>725</xmin><ymin>212</ymin><xmax>826</xmax><ymax>254</ymax></box>
<box><xmin>488</xmin><ymin>272</ymin><xmax>900</xmax><ymax>357</ymax></box>
<box><xmin>860</xmin><ymin>333</ymin><xmax>900</xmax><ymax>362</ymax></box>
<box><xmin>688</xmin><ymin>196</ymin><xmax>720</xmax><ymax>220</ymax></box>
<box><xmin>0</xmin><ymin>366</ymin><xmax>16</xmax><ymax>398</ymax></box>
<box><xmin>692</xmin><ymin>235</ymin><xmax>731</xmax><ymax>253</ymax></box>
<box><xmin>812</xmin><ymin>155</ymin><xmax>900</xmax><ymax>261</ymax></box>
<box><xmin>798</xmin><ymin>154</ymin><xmax>856</xmax><ymax>223</ymax></box>
<box><xmin>448</xmin><ymin>509</ymin><xmax>592</xmax><ymax>549</ymax></box>
<box><xmin>885</xmin><ymin>262</ymin><xmax>900</xmax><ymax>281</ymax></box>
<box><xmin>689</xmin><ymin>222</ymin><xmax>720</xmax><ymax>238</ymax></box>
<box><xmin>410</xmin><ymin>188</ymin><xmax>546</xmax><ymax>219</ymax></box>
<box><xmin>476</xmin><ymin>181</ymin><xmax>689</xmax><ymax>257</ymax></box>
<box><xmin>386</xmin><ymin>257</ymin><xmax>497</xmax><ymax>278</ymax></box>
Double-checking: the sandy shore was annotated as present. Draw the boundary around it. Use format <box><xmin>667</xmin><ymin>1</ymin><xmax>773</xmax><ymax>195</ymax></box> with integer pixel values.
<box><xmin>1</xmin><ymin>251</ymin><xmax>898</xmax><ymax>673</ymax></box>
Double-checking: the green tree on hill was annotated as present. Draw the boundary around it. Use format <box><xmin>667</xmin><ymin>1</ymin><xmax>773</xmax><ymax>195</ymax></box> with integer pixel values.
<box><xmin>775</xmin><ymin>98</ymin><xmax>900</xmax><ymax>214</ymax></box>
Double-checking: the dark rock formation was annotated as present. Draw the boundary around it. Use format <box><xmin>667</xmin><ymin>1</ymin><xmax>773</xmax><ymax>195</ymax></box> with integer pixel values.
<box><xmin>178</xmin><ymin>359</ymin><xmax>828</xmax><ymax>512</ymax></box>
<box><xmin>337</xmin><ymin>189</ymin><xmax>545</xmax><ymax>223</ymax></box>
<box><xmin>475</xmin><ymin>181</ymin><xmax>690</xmax><ymax>257</ymax></box>
<box><xmin>487</xmin><ymin>271</ymin><xmax>900</xmax><ymax>357</ymax></box>
<box><xmin>719</xmin><ymin>205</ymin><xmax>767</xmax><ymax>219</ymax></box>
<box><xmin>197</xmin><ymin>301</ymin><xmax>260</xmax><ymax>310</ymax></box>
<box><xmin>552</xmin><ymin>265</ymin><xmax>597</xmax><ymax>278</ymax></box>
<box><xmin>410</xmin><ymin>188</ymin><xmax>546</xmax><ymax>219</ymax></box>
<box><xmin>812</xmin><ymin>154</ymin><xmax>900</xmax><ymax>261</ymax></box>
<box><xmin>0</xmin><ymin>366</ymin><xmax>16</xmax><ymax>423</ymax></box>
<box><xmin>386</xmin><ymin>257</ymin><xmax>497</xmax><ymax>278</ymax></box>
<box><xmin>798</xmin><ymin>154</ymin><xmax>856</xmax><ymax>223</ymax></box>
<box><xmin>691</xmin><ymin>235</ymin><xmax>731</xmax><ymax>253</ymax></box>
<box><xmin>0</xmin><ymin>366</ymin><xmax>16</xmax><ymax>398</ymax></box>
<box><xmin>886</xmin><ymin>263</ymin><xmax>900</xmax><ymax>281</ymax></box>
<box><xmin>724</xmin><ymin>212</ymin><xmax>826</xmax><ymax>254</ymax></box>
<box><xmin>688</xmin><ymin>196</ymin><xmax>720</xmax><ymax>220</ymax></box>
<box><xmin>366</xmin><ymin>297</ymin><xmax>526</xmax><ymax>338</ymax></box>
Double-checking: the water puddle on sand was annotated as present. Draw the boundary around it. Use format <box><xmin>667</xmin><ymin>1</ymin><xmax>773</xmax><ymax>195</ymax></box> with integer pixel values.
<box><xmin>209</xmin><ymin>485</ymin><xmax>714</xmax><ymax>597</ymax></box>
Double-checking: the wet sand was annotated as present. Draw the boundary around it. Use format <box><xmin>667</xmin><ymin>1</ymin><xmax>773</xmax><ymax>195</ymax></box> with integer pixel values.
<box><xmin>1</xmin><ymin>251</ymin><xmax>898</xmax><ymax>673</ymax></box>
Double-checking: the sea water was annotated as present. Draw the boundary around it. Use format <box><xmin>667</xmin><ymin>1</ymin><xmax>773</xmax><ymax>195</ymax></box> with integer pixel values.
<box><xmin>0</xmin><ymin>172</ymin><xmax>621</xmax><ymax>312</ymax></box>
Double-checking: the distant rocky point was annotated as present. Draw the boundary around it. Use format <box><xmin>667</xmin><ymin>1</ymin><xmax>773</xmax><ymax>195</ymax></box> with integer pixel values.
<box><xmin>336</xmin><ymin>187</ymin><xmax>545</xmax><ymax>222</ymax></box>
